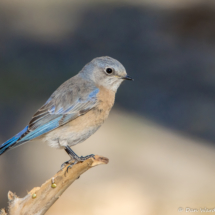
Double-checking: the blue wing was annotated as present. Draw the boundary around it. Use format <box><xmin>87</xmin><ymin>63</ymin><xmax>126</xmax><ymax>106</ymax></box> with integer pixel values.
<box><xmin>1</xmin><ymin>84</ymin><xmax>99</xmax><ymax>152</ymax></box>
<box><xmin>20</xmin><ymin>87</ymin><xmax>99</xmax><ymax>144</ymax></box>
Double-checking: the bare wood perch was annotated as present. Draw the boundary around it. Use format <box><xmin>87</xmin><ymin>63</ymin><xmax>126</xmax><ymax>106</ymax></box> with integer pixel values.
<box><xmin>0</xmin><ymin>155</ymin><xmax>109</xmax><ymax>215</ymax></box>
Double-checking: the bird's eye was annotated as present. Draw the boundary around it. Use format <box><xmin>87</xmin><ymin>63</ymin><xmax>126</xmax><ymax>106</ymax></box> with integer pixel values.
<box><xmin>106</xmin><ymin>68</ymin><xmax>113</xmax><ymax>74</ymax></box>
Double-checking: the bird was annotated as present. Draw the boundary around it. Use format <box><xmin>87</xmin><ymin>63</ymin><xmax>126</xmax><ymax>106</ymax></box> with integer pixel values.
<box><xmin>0</xmin><ymin>56</ymin><xmax>133</xmax><ymax>169</ymax></box>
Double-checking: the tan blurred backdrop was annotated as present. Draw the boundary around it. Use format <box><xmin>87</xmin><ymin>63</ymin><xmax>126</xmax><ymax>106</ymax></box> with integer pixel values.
<box><xmin>1</xmin><ymin>0</ymin><xmax>215</xmax><ymax>215</ymax></box>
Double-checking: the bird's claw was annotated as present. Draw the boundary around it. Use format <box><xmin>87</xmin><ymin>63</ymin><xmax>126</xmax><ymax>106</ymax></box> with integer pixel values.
<box><xmin>66</xmin><ymin>160</ymin><xmax>77</xmax><ymax>172</ymax></box>
<box><xmin>61</xmin><ymin>153</ymin><xmax>95</xmax><ymax>173</ymax></box>
<box><xmin>60</xmin><ymin>160</ymin><xmax>70</xmax><ymax>171</ymax></box>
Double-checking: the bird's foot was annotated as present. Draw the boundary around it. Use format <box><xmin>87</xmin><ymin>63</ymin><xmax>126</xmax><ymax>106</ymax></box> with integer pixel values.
<box><xmin>79</xmin><ymin>154</ymin><xmax>95</xmax><ymax>161</ymax></box>
<box><xmin>70</xmin><ymin>153</ymin><xmax>94</xmax><ymax>162</ymax></box>
<box><xmin>66</xmin><ymin>160</ymin><xmax>78</xmax><ymax>172</ymax></box>
<box><xmin>60</xmin><ymin>160</ymin><xmax>71</xmax><ymax>170</ymax></box>
<box><xmin>61</xmin><ymin>154</ymin><xmax>95</xmax><ymax>173</ymax></box>
<box><xmin>66</xmin><ymin>154</ymin><xmax>95</xmax><ymax>171</ymax></box>
<box><xmin>59</xmin><ymin>159</ymin><xmax>77</xmax><ymax>173</ymax></box>
<box><xmin>63</xmin><ymin>146</ymin><xmax>95</xmax><ymax>172</ymax></box>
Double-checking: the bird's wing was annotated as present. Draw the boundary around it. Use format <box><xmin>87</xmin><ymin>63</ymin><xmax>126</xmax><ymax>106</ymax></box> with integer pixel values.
<box><xmin>17</xmin><ymin>84</ymin><xmax>99</xmax><ymax>145</ymax></box>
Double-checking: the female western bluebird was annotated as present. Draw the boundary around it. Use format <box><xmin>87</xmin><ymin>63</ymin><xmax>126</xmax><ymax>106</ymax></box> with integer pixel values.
<box><xmin>0</xmin><ymin>56</ymin><xmax>133</xmax><ymax>169</ymax></box>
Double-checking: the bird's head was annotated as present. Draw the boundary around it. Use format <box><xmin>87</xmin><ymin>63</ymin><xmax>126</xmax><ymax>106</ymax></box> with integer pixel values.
<box><xmin>80</xmin><ymin>56</ymin><xmax>133</xmax><ymax>92</ymax></box>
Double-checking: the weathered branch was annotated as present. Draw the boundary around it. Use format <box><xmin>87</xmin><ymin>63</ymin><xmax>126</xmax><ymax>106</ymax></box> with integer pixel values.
<box><xmin>1</xmin><ymin>155</ymin><xmax>109</xmax><ymax>215</ymax></box>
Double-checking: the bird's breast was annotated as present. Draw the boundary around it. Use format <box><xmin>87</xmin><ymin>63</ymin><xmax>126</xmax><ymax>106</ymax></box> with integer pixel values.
<box><xmin>67</xmin><ymin>86</ymin><xmax>115</xmax><ymax>131</ymax></box>
<box><xmin>94</xmin><ymin>85</ymin><xmax>116</xmax><ymax>120</ymax></box>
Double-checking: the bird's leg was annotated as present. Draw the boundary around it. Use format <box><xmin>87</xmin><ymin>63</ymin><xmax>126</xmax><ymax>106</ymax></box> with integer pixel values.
<box><xmin>65</xmin><ymin>145</ymin><xmax>95</xmax><ymax>161</ymax></box>
<box><xmin>62</xmin><ymin>145</ymin><xmax>95</xmax><ymax>172</ymax></box>
<box><xmin>60</xmin><ymin>146</ymin><xmax>75</xmax><ymax>170</ymax></box>
<box><xmin>64</xmin><ymin>145</ymin><xmax>81</xmax><ymax>161</ymax></box>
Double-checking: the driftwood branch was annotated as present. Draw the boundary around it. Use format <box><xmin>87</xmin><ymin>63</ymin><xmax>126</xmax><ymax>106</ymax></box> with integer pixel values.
<box><xmin>0</xmin><ymin>155</ymin><xmax>109</xmax><ymax>215</ymax></box>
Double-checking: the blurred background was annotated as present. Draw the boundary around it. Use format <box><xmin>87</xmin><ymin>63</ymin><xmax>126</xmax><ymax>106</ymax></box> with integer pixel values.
<box><xmin>1</xmin><ymin>0</ymin><xmax>215</xmax><ymax>214</ymax></box>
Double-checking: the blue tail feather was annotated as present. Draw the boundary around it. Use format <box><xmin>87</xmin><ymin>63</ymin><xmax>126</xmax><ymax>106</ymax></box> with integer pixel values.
<box><xmin>0</xmin><ymin>126</ymin><xmax>28</xmax><ymax>155</ymax></box>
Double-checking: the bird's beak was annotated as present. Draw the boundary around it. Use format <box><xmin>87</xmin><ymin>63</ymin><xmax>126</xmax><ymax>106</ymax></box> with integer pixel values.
<box><xmin>122</xmin><ymin>75</ymin><xmax>134</xmax><ymax>81</ymax></box>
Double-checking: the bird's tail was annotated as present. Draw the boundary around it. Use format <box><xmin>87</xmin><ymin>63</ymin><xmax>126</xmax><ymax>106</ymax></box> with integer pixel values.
<box><xmin>0</xmin><ymin>126</ymin><xmax>28</xmax><ymax>155</ymax></box>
